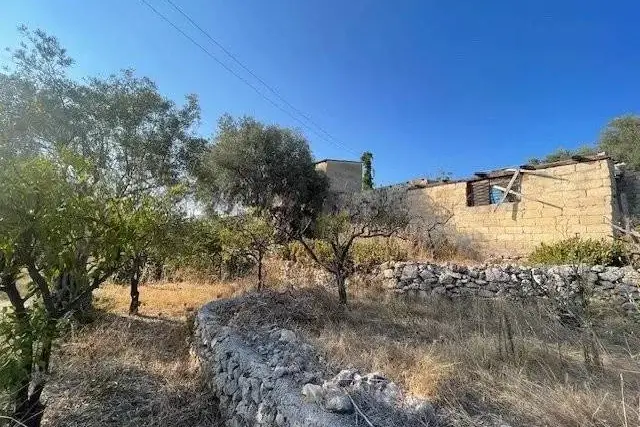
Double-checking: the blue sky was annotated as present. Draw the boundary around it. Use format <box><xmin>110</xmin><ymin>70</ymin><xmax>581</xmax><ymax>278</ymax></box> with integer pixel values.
<box><xmin>1</xmin><ymin>1</ymin><xmax>639</xmax><ymax>185</ymax></box>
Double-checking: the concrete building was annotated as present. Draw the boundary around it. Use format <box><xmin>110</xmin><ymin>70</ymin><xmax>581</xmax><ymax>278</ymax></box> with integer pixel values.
<box><xmin>315</xmin><ymin>159</ymin><xmax>363</xmax><ymax>194</ymax></box>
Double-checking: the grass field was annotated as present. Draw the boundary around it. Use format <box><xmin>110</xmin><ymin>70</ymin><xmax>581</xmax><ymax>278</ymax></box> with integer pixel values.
<box><xmin>8</xmin><ymin>275</ymin><xmax>640</xmax><ymax>427</ymax></box>
<box><xmin>40</xmin><ymin>280</ymin><xmax>241</xmax><ymax>427</ymax></box>
<box><xmin>221</xmin><ymin>285</ymin><xmax>640</xmax><ymax>427</ymax></box>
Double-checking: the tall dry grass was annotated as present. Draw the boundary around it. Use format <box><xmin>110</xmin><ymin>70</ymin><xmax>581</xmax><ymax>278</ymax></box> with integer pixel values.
<box><xmin>39</xmin><ymin>279</ymin><xmax>242</xmax><ymax>427</ymax></box>
<box><xmin>230</xmin><ymin>285</ymin><xmax>640</xmax><ymax>427</ymax></box>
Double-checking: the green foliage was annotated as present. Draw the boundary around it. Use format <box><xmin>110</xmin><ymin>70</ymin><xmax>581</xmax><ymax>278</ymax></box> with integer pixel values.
<box><xmin>196</xmin><ymin>115</ymin><xmax>328</xmax><ymax>230</ymax></box>
<box><xmin>283</xmin><ymin>240</ymin><xmax>333</xmax><ymax>265</ymax></box>
<box><xmin>0</xmin><ymin>27</ymin><xmax>202</xmax><ymax>423</ymax></box>
<box><xmin>528</xmin><ymin>237</ymin><xmax>628</xmax><ymax>266</ymax></box>
<box><xmin>599</xmin><ymin>114</ymin><xmax>640</xmax><ymax>170</ymax></box>
<box><xmin>351</xmin><ymin>239</ymin><xmax>408</xmax><ymax>271</ymax></box>
<box><xmin>360</xmin><ymin>151</ymin><xmax>374</xmax><ymax>190</ymax></box>
<box><xmin>528</xmin><ymin>145</ymin><xmax>598</xmax><ymax>165</ymax></box>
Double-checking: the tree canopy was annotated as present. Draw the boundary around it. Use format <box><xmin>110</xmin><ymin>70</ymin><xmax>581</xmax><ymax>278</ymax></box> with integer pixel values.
<box><xmin>197</xmin><ymin>115</ymin><xmax>329</xmax><ymax>229</ymax></box>
<box><xmin>599</xmin><ymin>114</ymin><xmax>640</xmax><ymax>170</ymax></box>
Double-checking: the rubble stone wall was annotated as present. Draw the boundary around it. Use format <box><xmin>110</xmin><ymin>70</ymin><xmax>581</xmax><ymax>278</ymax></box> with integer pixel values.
<box><xmin>378</xmin><ymin>261</ymin><xmax>640</xmax><ymax>314</ymax></box>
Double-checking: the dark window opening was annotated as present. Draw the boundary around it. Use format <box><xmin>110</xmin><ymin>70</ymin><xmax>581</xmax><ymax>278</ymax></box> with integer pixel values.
<box><xmin>466</xmin><ymin>176</ymin><xmax>520</xmax><ymax>207</ymax></box>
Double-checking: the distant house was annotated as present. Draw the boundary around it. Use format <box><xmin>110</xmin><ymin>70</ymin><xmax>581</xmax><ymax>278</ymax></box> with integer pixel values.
<box><xmin>315</xmin><ymin>159</ymin><xmax>363</xmax><ymax>194</ymax></box>
<box><xmin>403</xmin><ymin>154</ymin><xmax>640</xmax><ymax>255</ymax></box>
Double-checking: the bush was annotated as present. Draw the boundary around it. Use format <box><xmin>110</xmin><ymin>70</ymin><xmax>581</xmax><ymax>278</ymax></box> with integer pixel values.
<box><xmin>351</xmin><ymin>239</ymin><xmax>408</xmax><ymax>271</ymax></box>
<box><xmin>282</xmin><ymin>240</ymin><xmax>333</xmax><ymax>266</ymax></box>
<box><xmin>281</xmin><ymin>238</ymin><xmax>408</xmax><ymax>272</ymax></box>
<box><xmin>528</xmin><ymin>237</ymin><xmax>628</xmax><ymax>266</ymax></box>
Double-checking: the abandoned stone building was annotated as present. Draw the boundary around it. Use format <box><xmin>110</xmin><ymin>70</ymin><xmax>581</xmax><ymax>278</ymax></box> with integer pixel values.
<box><xmin>318</xmin><ymin>154</ymin><xmax>640</xmax><ymax>255</ymax></box>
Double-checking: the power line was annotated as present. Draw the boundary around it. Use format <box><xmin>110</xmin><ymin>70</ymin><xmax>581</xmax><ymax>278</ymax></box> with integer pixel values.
<box><xmin>163</xmin><ymin>0</ymin><xmax>354</xmax><ymax>154</ymax></box>
<box><xmin>139</xmin><ymin>0</ymin><xmax>359</xmax><ymax>156</ymax></box>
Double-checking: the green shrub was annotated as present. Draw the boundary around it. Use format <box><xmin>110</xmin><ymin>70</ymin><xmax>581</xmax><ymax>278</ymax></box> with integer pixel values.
<box><xmin>528</xmin><ymin>237</ymin><xmax>628</xmax><ymax>266</ymax></box>
<box><xmin>283</xmin><ymin>240</ymin><xmax>333</xmax><ymax>266</ymax></box>
<box><xmin>351</xmin><ymin>239</ymin><xmax>408</xmax><ymax>271</ymax></box>
<box><xmin>281</xmin><ymin>238</ymin><xmax>408</xmax><ymax>272</ymax></box>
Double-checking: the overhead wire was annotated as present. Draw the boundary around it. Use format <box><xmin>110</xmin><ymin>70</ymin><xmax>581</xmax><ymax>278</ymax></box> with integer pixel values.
<box><xmin>139</xmin><ymin>0</ymin><xmax>359</xmax><ymax>156</ymax></box>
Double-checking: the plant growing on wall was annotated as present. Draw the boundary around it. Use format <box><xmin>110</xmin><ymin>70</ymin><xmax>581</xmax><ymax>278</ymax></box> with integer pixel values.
<box><xmin>361</xmin><ymin>151</ymin><xmax>374</xmax><ymax>190</ymax></box>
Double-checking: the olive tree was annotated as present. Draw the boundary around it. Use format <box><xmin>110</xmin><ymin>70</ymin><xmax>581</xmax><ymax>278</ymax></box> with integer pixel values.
<box><xmin>599</xmin><ymin>114</ymin><xmax>640</xmax><ymax>170</ymax></box>
<box><xmin>295</xmin><ymin>188</ymin><xmax>411</xmax><ymax>304</ymax></box>
<box><xmin>0</xmin><ymin>156</ymin><xmax>123</xmax><ymax>426</ymax></box>
<box><xmin>196</xmin><ymin>115</ymin><xmax>328</xmax><ymax>223</ymax></box>
<box><xmin>221</xmin><ymin>214</ymin><xmax>276</xmax><ymax>290</ymax></box>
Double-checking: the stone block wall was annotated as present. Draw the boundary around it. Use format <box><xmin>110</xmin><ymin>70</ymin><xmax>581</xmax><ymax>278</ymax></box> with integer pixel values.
<box><xmin>378</xmin><ymin>261</ymin><xmax>640</xmax><ymax>314</ymax></box>
<box><xmin>407</xmin><ymin>158</ymin><xmax>617</xmax><ymax>255</ymax></box>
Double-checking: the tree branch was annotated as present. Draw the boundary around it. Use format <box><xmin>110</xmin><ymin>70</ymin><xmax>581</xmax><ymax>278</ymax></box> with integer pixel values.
<box><xmin>25</xmin><ymin>260</ymin><xmax>56</xmax><ymax>315</ymax></box>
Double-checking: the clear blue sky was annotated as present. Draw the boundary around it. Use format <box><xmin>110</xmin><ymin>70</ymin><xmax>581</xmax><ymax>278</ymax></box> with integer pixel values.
<box><xmin>1</xmin><ymin>1</ymin><xmax>639</xmax><ymax>185</ymax></box>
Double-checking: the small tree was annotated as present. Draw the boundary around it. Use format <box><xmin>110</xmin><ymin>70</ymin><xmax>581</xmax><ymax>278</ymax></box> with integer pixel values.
<box><xmin>361</xmin><ymin>151</ymin><xmax>374</xmax><ymax>190</ymax></box>
<box><xmin>117</xmin><ymin>192</ymin><xmax>184</xmax><ymax>315</ymax></box>
<box><xmin>599</xmin><ymin>114</ymin><xmax>640</xmax><ymax>170</ymax></box>
<box><xmin>295</xmin><ymin>188</ymin><xmax>410</xmax><ymax>304</ymax></box>
<box><xmin>221</xmin><ymin>214</ymin><xmax>276</xmax><ymax>290</ymax></box>
<box><xmin>0</xmin><ymin>156</ymin><xmax>123</xmax><ymax>426</ymax></box>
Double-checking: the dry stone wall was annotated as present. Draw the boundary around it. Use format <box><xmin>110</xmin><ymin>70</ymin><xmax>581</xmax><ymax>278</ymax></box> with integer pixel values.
<box><xmin>193</xmin><ymin>295</ymin><xmax>438</xmax><ymax>427</ymax></box>
<box><xmin>379</xmin><ymin>261</ymin><xmax>640</xmax><ymax>314</ymax></box>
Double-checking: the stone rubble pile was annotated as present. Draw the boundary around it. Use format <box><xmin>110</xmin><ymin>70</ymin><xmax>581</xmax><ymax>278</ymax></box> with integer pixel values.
<box><xmin>301</xmin><ymin>369</ymin><xmax>436</xmax><ymax>424</ymax></box>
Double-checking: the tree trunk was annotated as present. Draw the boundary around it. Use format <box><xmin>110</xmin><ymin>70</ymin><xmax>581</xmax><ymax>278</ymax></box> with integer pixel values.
<box><xmin>152</xmin><ymin>260</ymin><xmax>163</xmax><ymax>282</ymax></box>
<box><xmin>129</xmin><ymin>257</ymin><xmax>142</xmax><ymax>315</ymax></box>
<box><xmin>336</xmin><ymin>272</ymin><xmax>348</xmax><ymax>305</ymax></box>
<box><xmin>3</xmin><ymin>276</ymin><xmax>39</xmax><ymax>427</ymax></box>
<box><xmin>257</xmin><ymin>252</ymin><xmax>264</xmax><ymax>291</ymax></box>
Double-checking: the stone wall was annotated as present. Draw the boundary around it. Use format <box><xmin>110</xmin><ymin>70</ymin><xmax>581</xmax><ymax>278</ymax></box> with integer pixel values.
<box><xmin>378</xmin><ymin>261</ymin><xmax>640</xmax><ymax>314</ymax></box>
<box><xmin>407</xmin><ymin>158</ymin><xmax>617</xmax><ymax>255</ymax></box>
<box><xmin>194</xmin><ymin>295</ymin><xmax>437</xmax><ymax>427</ymax></box>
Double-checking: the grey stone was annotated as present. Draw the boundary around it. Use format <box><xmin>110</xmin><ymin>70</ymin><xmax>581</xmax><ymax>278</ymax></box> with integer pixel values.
<box><xmin>599</xmin><ymin>267</ymin><xmax>624</xmax><ymax>282</ymax></box>
<box><xmin>256</xmin><ymin>403</ymin><xmax>275</xmax><ymax>424</ymax></box>
<box><xmin>330</xmin><ymin>369</ymin><xmax>358</xmax><ymax>386</ymax></box>
<box><xmin>486</xmin><ymin>267</ymin><xmax>510</xmax><ymax>282</ymax></box>
<box><xmin>383</xmin><ymin>268</ymin><xmax>395</xmax><ymax>279</ymax></box>
<box><xmin>250</xmin><ymin>378</ymin><xmax>261</xmax><ymax>403</ymax></box>
<box><xmin>301</xmin><ymin>383</ymin><xmax>324</xmax><ymax>403</ymax></box>
<box><xmin>419</xmin><ymin>269</ymin><xmax>437</xmax><ymax>282</ymax></box>
<box><xmin>275</xmin><ymin>412</ymin><xmax>285</xmax><ymax>426</ymax></box>
<box><xmin>401</xmin><ymin>264</ymin><xmax>419</xmax><ymax>280</ymax></box>
<box><xmin>438</xmin><ymin>272</ymin><xmax>456</xmax><ymax>285</ymax></box>
<box><xmin>324</xmin><ymin>391</ymin><xmax>354</xmax><ymax>414</ymax></box>
<box><xmin>279</xmin><ymin>329</ymin><xmax>296</xmax><ymax>343</ymax></box>
<box><xmin>273</xmin><ymin>366</ymin><xmax>288</xmax><ymax>378</ymax></box>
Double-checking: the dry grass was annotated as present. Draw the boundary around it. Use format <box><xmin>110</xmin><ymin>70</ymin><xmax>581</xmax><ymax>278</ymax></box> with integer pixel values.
<box><xmin>232</xmin><ymin>286</ymin><xmax>640</xmax><ymax>427</ymax></box>
<box><xmin>94</xmin><ymin>280</ymin><xmax>241</xmax><ymax>319</ymax></box>
<box><xmin>40</xmin><ymin>279</ymin><xmax>241</xmax><ymax>427</ymax></box>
